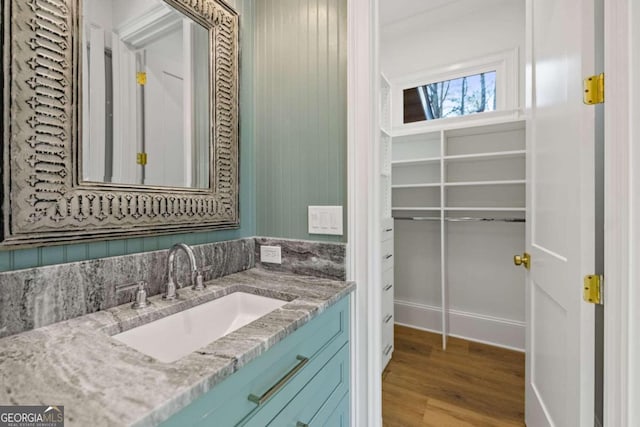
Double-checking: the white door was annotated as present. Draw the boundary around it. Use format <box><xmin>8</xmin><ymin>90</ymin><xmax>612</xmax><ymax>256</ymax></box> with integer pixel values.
<box><xmin>525</xmin><ymin>0</ymin><xmax>596</xmax><ymax>426</ymax></box>
<box><xmin>143</xmin><ymin>27</ymin><xmax>187</xmax><ymax>188</ymax></box>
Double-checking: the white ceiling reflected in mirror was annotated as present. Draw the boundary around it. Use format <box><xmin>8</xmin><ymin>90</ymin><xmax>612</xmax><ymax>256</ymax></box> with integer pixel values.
<box><xmin>82</xmin><ymin>0</ymin><xmax>210</xmax><ymax>189</ymax></box>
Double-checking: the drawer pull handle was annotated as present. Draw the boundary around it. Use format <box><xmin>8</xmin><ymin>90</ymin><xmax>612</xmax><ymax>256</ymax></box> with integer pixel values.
<box><xmin>248</xmin><ymin>355</ymin><xmax>309</xmax><ymax>406</ymax></box>
<box><xmin>384</xmin><ymin>254</ymin><xmax>393</xmax><ymax>260</ymax></box>
<box><xmin>384</xmin><ymin>284</ymin><xmax>393</xmax><ymax>291</ymax></box>
<box><xmin>384</xmin><ymin>345</ymin><xmax>393</xmax><ymax>356</ymax></box>
<box><xmin>384</xmin><ymin>228</ymin><xmax>393</xmax><ymax>232</ymax></box>
<box><xmin>296</xmin><ymin>423</ymin><xmax>309</xmax><ymax>427</ymax></box>
<box><xmin>384</xmin><ymin>314</ymin><xmax>393</xmax><ymax>324</ymax></box>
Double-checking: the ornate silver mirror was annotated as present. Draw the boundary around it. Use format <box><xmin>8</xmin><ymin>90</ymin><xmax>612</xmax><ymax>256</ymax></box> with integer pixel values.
<box><xmin>2</xmin><ymin>0</ymin><xmax>239</xmax><ymax>246</ymax></box>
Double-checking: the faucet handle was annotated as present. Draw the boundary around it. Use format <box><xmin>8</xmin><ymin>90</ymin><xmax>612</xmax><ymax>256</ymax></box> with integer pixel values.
<box><xmin>193</xmin><ymin>271</ymin><xmax>205</xmax><ymax>291</ymax></box>
<box><xmin>131</xmin><ymin>281</ymin><xmax>152</xmax><ymax>309</ymax></box>
<box><xmin>163</xmin><ymin>277</ymin><xmax>179</xmax><ymax>300</ymax></box>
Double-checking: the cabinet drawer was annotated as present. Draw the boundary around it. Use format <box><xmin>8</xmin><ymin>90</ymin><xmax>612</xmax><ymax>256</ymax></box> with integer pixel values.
<box><xmin>319</xmin><ymin>392</ymin><xmax>350</xmax><ymax>427</ymax></box>
<box><xmin>256</xmin><ymin>344</ymin><xmax>349</xmax><ymax>427</ymax></box>
<box><xmin>381</xmin><ymin>218</ymin><xmax>394</xmax><ymax>242</ymax></box>
<box><xmin>382</xmin><ymin>349</ymin><xmax>393</xmax><ymax>370</ymax></box>
<box><xmin>382</xmin><ymin>319</ymin><xmax>394</xmax><ymax>369</ymax></box>
<box><xmin>382</xmin><ymin>318</ymin><xmax>394</xmax><ymax>348</ymax></box>
<box><xmin>381</xmin><ymin>269</ymin><xmax>394</xmax><ymax>317</ymax></box>
<box><xmin>382</xmin><ymin>296</ymin><xmax>394</xmax><ymax>326</ymax></box>
<box><xmin>161</xmin><ymin>296</ymin><xmax>350</xmax><ymax>427</ymax></box>
<box><xmin>382</xmin><ymin>269</ymin><xmax>394</xmax><ymax>293</ymax></box>
<box><xmin>382</xmin><ymin>239</ymin><xmax>394</xmax><ymax>271</ymax></box>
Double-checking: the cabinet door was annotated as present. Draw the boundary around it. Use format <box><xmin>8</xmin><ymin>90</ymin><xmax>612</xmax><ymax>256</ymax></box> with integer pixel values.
<box><xmin>255</xmin><ymin>344</ymin><xmax>349</xmax><ymax>427</ymax></box>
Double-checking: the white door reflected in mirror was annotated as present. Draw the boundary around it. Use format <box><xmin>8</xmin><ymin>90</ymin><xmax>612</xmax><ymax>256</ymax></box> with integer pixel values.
<box><xmin>82</xmin><ymin>0</ymin><xmax>210</xmax><ymax>189</ymax></box>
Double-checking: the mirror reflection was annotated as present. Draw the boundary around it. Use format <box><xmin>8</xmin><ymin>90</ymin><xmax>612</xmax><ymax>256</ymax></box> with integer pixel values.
<box><xmin>82</xmin><ymin>0</ymin><xmax>210</xmax><ymax>189</ymax></box>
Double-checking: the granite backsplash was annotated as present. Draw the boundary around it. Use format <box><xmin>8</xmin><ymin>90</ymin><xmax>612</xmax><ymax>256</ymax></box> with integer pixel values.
<box><xmin>254</xmin><ymin>237</ymin><xmax>347</xmax><ymax>281</ymax></box>
<box><xmin>0</xmin><ymin>237</ymin><xmax>346</xmax><ymax>339</ymax></box>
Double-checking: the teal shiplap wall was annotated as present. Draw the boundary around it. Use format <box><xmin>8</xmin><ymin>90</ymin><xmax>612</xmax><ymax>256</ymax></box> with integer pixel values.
<box><xmin>254</xmin><ymin>0</ymin><xmax>347</xmax><ymax>242</ymax></box>
<box><xmin>0</xmin><ymin>0</ymin><xmax>256</xmax><ymax>272</ymax></box>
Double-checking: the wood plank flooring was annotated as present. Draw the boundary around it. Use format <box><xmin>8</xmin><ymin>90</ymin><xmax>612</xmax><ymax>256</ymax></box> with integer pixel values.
<box><xmin>382</xmin><ymin>325</ymin><xmax>525</xmax><ymax>427</ymax></box>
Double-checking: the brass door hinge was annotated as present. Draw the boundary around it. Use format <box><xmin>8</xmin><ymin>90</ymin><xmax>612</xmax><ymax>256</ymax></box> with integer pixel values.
<box><xmin>583</xmin><ymin>274</ymin><xmax>603</xmax><ymax>305</ymax></box>
<box><xmin>583</xmin><ymin>73</ymin><xmax>604</xmax><ymax>105</ymax></box>
<box><xmin>137</xmin><ymin>152</ymin><xmax>148</xmax><ymax>166</ymax></box>
<box><xmin>136</xmin><ymin>72</ymin><xmax>147</xmax><ymax>86</ymax></box>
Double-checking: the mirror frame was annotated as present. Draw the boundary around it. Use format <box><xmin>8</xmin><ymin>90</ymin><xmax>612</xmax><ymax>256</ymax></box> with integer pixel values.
<box><xmin>1</xmin><ymin>0</ymin><xmax>239</xmax><ymax>247</ymax></box>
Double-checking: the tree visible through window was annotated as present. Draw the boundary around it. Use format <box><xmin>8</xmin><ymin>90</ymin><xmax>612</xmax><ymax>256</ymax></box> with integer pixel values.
<box><xmin>403</xmin><ymin>71</ymin><xmax>497</xmax><ymax>123</ymax></box>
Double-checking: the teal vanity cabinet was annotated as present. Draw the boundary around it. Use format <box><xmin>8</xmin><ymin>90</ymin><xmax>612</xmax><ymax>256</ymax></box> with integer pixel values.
<box><xmin>161</xmin><ymin>295</ymin><xmax>351</xmax><ymax>427</ymax></box>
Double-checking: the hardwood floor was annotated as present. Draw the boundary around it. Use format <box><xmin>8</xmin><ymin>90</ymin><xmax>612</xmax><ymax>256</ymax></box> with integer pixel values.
<box><xmin>382</xmin><ymin>325</ymin><xmax>525</xmax><ymax>427</ymax></box>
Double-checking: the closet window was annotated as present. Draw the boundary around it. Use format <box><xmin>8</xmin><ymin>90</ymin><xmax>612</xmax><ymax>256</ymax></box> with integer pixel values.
<box><xmin>393</xmin><ymin>50</ymin><xmax>519</xmax><ymax>127</ymax></box>
<box><xmin>403</xmin><ymin>71</ymin><xmax>497</xmax><ymax>123</ymax></box>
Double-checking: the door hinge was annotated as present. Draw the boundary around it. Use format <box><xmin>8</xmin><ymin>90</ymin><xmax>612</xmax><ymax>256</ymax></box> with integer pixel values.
<box><xmin>136</xmin><ymin>72</ymin><xmax>147</xmax><ymax>86</ymax></box>
<box><xmin>137</xmin><ymin>152</ymin><xmax>148</xmax><ymax>166</ymax></box>
<box><xmin>583</xmin><ymin>274</ymin><xmax>603</xmax><ymax>305</ymax></box>
<box><xmin>583</xmin><ymin>73</ymin><xmax>604</xmax><ymax>105</ymax></box>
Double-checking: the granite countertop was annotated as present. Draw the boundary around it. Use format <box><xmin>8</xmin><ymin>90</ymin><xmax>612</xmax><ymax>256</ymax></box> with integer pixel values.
<box><xmin>0</xmin><ymin>268</ymin><xmax>355</xmax><ymax>426</ymax></box>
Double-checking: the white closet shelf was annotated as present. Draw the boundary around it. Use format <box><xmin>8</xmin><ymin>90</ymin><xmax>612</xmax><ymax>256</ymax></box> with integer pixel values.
<box><xmin>392</xmin><ymin>207</ymin><xmax>441</xmax><ymax>211</ymax></box>
<box><xmin>444</xmin><ymin>150</ymin><xmax>526</xmax><ymax>162</ymax></box>
<box><xmin>391</xmin><ymin>111</ymin><xmax>524</xmax><ymax>137</ymax></box>
<box><xmin>444</xmin><ymin>207</ymin><xmax>525</xmax><ymax>212</ymax></box>
<box><xmin>392</xmin><ymin>183</ymin><xmax>441</xmax><ymax>189</ymax></box>
<box><xmin>395</xmin><ymin>216</ymin><xmax>525</xmax><ymax>223</ymax></box>
<box><xmin>380</xmin><ymin>127</ymin><xmax>392</xmax><ymax>137</ymax></box>
<box><xmin>392</xmin><ymin>157</ymin><xmax>440</xmax><ymax>166</ymax></box>
<box><xmin>444</xmin><ymin>179</ymin><xmax>525</xmax><ymax>187</ymax></box>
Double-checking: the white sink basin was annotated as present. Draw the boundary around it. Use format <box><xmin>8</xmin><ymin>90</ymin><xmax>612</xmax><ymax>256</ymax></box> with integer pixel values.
<box><xmin>113</xmin><ymin>292</ymin><xmax>288</xmax><ymax>363</ymax></box>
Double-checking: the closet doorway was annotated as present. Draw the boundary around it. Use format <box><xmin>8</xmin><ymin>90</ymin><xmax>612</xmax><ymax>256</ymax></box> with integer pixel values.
<box><xmin>377</xmin><ymin>0</ymin><xmax>601</xmax><ymax>425</ymax></box>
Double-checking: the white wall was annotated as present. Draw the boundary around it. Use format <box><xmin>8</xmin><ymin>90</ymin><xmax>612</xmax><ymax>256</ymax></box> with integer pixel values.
<box><xmin>381</xmin><ymin>0</ymin><xmax>525</xmax><ymax>106</ymax></box>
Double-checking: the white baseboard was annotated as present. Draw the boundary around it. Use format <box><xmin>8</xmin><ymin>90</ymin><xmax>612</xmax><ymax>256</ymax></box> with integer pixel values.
<box><xmin>394</xmin><ymin>299</ymin><xmax>525</xmax><ymax>351</ymax></box>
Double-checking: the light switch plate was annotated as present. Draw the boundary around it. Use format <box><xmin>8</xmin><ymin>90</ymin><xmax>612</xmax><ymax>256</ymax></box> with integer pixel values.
<box><xmin>260</xmin><ymin>245</ymin><xmax>282</xmax><ymax>264</ymax></box>
<box><xmin>308</xmin><ymin>206</ymin><xmax>343</xmax><ymax>236</ymax></box>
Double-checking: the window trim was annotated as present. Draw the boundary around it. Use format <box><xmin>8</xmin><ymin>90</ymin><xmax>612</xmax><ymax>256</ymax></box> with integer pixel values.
<box><xmin>390</xmin><ymin>49</ymin><xmax>520</xmax><ymax>129</ymax></box>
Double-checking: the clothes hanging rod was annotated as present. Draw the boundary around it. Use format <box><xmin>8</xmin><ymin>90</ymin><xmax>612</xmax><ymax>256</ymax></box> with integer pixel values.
<box><xmin>394</xmin><ymin>216</ymin><xmax>526</xmax><ymax>223</ymax></box>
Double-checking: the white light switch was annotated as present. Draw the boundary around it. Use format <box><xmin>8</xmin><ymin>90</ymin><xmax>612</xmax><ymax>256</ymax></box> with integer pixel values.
<box><xmin>308</xmin><ymin>206</ymin><xmax>343</xmax><ymax>236</ymax></box>
<box><xmin>260</xmin><ymin>245</ymin><xmax>282</xmax><ymax>264</ymax></box>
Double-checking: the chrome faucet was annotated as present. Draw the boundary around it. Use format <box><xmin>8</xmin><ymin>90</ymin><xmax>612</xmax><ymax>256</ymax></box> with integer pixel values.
<box><xmin>163</xmin><ymin>243</ymin><xmax>205</xmax><ymax>300</ymax></box>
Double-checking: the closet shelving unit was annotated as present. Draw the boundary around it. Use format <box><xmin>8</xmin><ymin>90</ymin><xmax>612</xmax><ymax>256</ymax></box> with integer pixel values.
<box><xmin>380</xmin><ymin>74</ymin><xmax>395</xmax><ymax>370</ymax></box>
<box><xmin>390</xmin><ymin>114</ymin><xmax>526</xmax><ymax>349</ymax></box>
